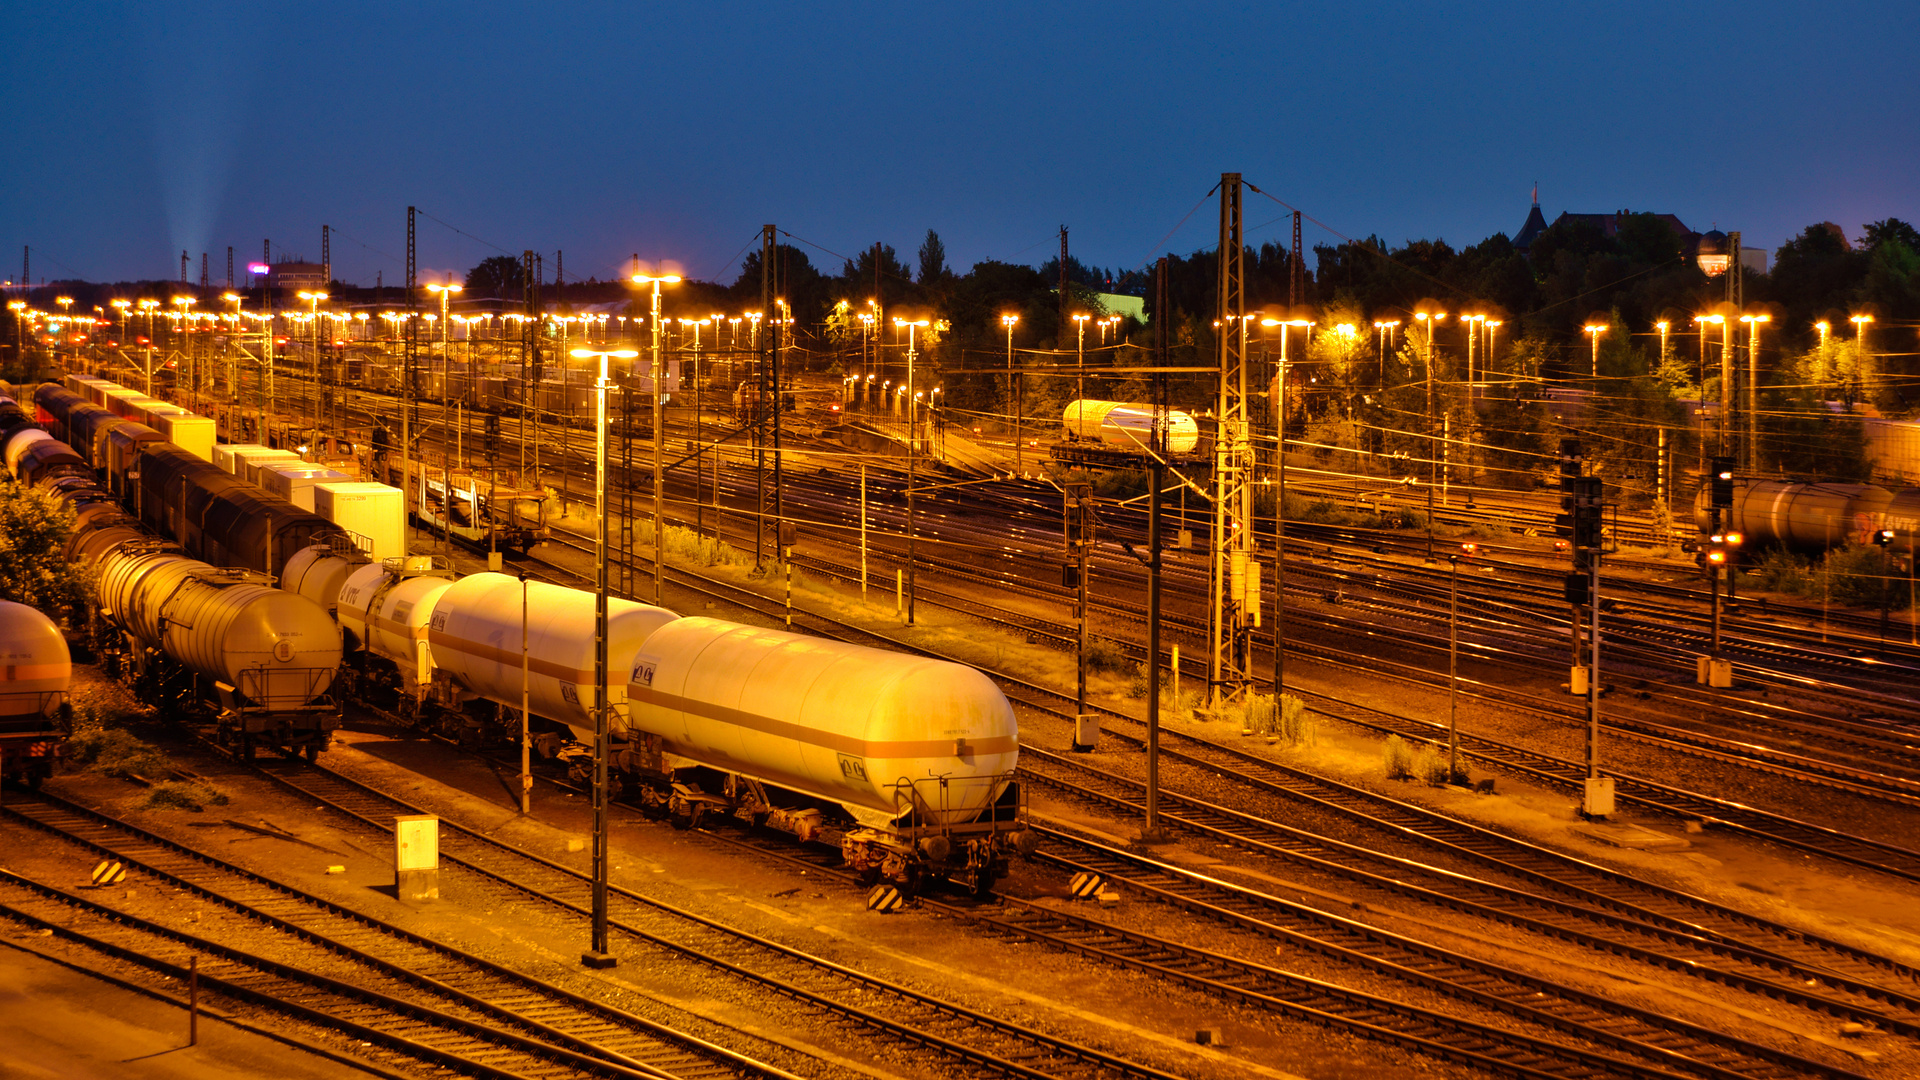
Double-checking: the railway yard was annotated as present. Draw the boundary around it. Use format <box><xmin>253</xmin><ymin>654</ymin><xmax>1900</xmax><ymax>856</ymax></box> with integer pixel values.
<box><xmin>4</xmin><ymin>342</ymin><xmax>1920</xmax><ymax>1080</ymax></box>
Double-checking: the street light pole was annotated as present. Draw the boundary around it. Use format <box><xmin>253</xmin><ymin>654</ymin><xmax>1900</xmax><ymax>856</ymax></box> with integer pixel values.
<box><xmin>896</xmin><ymin>316</ymin><xmax>929</xmax><ymax>624</ymax></box>
<box><xmin>1003</xmin><ymin>314</ymin><xmax>1020</xmax><ymax>477</ymax></box>
<box><xmin>571</xmin><ymin>343</ymin><xmax>636</xmax><ymax>972</ymax></box>
<box><xmin>631</xmin><ymin>273</ymin><xmax>682</xmax><ymax>604</ymax></box>
<box><xmin>1415</xmin><ymin>309</ymin><xmax>1445</xmax><ymax>562</ymax></box>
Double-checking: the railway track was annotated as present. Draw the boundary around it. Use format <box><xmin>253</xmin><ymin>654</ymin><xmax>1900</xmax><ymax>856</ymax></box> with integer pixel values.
<box><xmin>465</xmin><ymin>740</ymin><xmax>1874</xmax><ymax>1080</ymax></box>
<box><xmin>244</xmin><ymin>759</ymin><xmax>1191</xmax><ymax>1080</ymax></box>
<box><xmin>526</xmin><ymin>528</ymin><xmax>1920</xmax><ymax>1056</ymax></box>
<box><xmin>0</xmin><ymin>789</ymin><xmax>789</xmax><ymax>1080</ymax></box>
<box><xmin>1014</xmin><ymin>748</ymin><xmax>1920</xmax><ymax>1037</ymax></box>
<box><xmin>534</xmin><ymin>517</ymin><xmax>1920</xmax><ymax>967</ymax></box>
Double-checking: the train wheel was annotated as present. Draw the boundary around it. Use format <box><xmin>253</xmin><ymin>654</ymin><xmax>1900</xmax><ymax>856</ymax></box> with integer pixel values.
<box><xmin>302</xmin><ymin>742</ymin><xmax>321</xmax><ymax>764</ymax></box>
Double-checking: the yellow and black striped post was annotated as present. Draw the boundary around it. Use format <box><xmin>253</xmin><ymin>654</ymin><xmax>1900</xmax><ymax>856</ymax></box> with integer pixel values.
<box><xmin>866</xmin><ymin>884</ymin><xmax>903</xmax><ymax>913</ymax></box>
<box><xmin>1068</xmin><ymin>871</ymin><xmax>1104</xmax><ymax>900</ymax></box>
<box><xmin>91</xmin><ymin>861</ymin><xmax>126</xmax><ymax>888</ymax></box>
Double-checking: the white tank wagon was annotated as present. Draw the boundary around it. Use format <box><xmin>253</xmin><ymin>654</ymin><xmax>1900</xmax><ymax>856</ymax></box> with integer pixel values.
<box><xmin>0</xmin><ymin>600</ymin><xmax>72</xmax><ymax>789</ymax></box>
<box><xmin>282</xmin><ymin>542</ymin><xmax>374</xmax><ymax>620</ymax></box>
<box><xmin>333</xmin><ymin>558</ymin><xmax>463</xmax><ymax>733</ymax></box>
<box><xmin>1062</xmin><ymin>400</ymin><xmax>1201</xmax><ymax>456</ymax></box>
<box><xmin>625</xmin><ymin>617</ymin><xmax>1030</xmax><ymax>893</ymax></box>
<box><xmin>92</xmin><ymin>546</ymin><xmax>342</xmax><ymax>759</ymax></box>
<box><xmin>425</xmin><ymin>573</ymin><xmax>679</xmax><ymax>743</ymax></box>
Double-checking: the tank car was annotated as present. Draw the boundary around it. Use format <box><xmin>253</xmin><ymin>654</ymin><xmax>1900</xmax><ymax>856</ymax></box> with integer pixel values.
<box><xmin>425</xmin><ymin>573</ymin><xmax>680</xmax><ymax>744</ymax></box>
<box><xmin>0</xmin><ymin>600</ymin><xmax>72</xmax><ymax>789</ymax></box>
<box><xmin>329</xmin><ymin>557</ymin><xmax>465</xmax><ymax>734</ymax></box>
<box><xmin>91</xmin><ymin>543</ymin><xmax>342</xmax><ymax>759</ymax></box>
<box><xmin>4</xmin><ymin>426</ymin><xmax>90</xmax><ymax>486</ymax></box>
<box><xmin>1693</xmin><ymin>479</ymin><xmax>1910</xmax><ymax>552</ymax></box>
<box><xmin>1062</xmin><ymin>400</ymin><xmax>1203</xmax><ymax>456</ymax></box>
<box><xmin>625</xmin><ymin>616</ymin><xmax>1029</xmax><ymax>894</ymax></box>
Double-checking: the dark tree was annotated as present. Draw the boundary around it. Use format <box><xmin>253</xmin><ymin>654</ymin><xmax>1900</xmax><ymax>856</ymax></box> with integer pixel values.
<box><xmin>918</xmin><ymin>230</ymin><xmax>949</xmax><ymax>285</ymax></box>
<box><xmin>465</xmin><ymin>255</ymin><xmax>524</xmax><ymax>298</ymax></box>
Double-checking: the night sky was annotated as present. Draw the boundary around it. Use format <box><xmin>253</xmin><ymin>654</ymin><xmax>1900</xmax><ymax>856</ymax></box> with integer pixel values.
<box><xmin>5</xmin><ymin>1</ymin><xmax>1915</xmax><ymax>288</ymax></box>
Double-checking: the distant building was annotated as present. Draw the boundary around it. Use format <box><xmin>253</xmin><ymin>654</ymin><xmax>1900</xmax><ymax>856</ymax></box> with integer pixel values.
<box><xmin>1514</xmin><ymin>189</ymin><xmax>1768</xmax><ymax>272</ymax></box>
<box><xmin>269</xmin><ymin>261</ymin><xmax>327</xmax><ymax>290</ymax></box>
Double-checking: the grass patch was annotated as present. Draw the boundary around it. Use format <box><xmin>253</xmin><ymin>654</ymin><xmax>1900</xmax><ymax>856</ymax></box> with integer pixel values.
<box><xmin>142</xmin><ymin>780</ymin><xmax>229</xmax><ymax>813</ymax></box>
<box><xmin>1083</xmin><ymin>636</ymin><xmax>1132</xmax><ymax>674</ymax></box>
<box><xmin>1383</xmin><ymin>734</ymin><xmax>1412</xmax><ymax>780</ymax></box>
<box><xmin>663</xmin><ymin>523</ymin><xmax>742</xmax><ymax>567</ymax></box>
<box><xmin>67</xmin><ymin>728</ymin><xmax>170</xmax><ymax>780</ymax></box>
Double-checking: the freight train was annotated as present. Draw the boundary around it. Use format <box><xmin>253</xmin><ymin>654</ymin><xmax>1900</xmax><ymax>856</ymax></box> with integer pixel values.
<box><xmin>7</xmin><ymin>377</ymin><xmax>1031</xmax><ymax>893</ymax></box>
<box><xmin>6</xmin><ymin>385</ymin><xmax>347</xmax><ymax>759</ymax></box>
<box><xmin>1694</xmin><ymin>478</ymin><xmax>1920</xmax><ymax>553</ymax></box>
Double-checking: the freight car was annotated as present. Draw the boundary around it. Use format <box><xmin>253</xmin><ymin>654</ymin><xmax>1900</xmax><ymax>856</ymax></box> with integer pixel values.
<box><xmin>1059</xmin><ymin>400</ymin><xmax>1209</xmax><ymax>462</ymax></box>
<box><xmin>4</xmin><ymin>418</ymin><xmax>345</xmax><ymax>759</ymax></box>
<box><xmin>1695</xmin><ymin>478</ymin><xmax>1919</xmax><ymax>553</ymax></box>
<box><xmin>135</xmin><ymin>443</ymin><xmax>348</xmax><ymax>580</ymax></box>
<box><xmin>625</xmin><ymin>617</ymin><xmax>1028</xmax><ymax>892</ymax></box>
<box><xmin>0</xmin><ymin>600</ymin><xmax>71</xmax><ymax>789</ymax></box>
<box><xmin>91</xmin><ymin>540</ymin><xmax>342</xmax><ymax>760</ymax></box>
<box><xmin>320</xmin><ymin>562</ymin><xmax>1031</xmax><ymax>893</ymax></box>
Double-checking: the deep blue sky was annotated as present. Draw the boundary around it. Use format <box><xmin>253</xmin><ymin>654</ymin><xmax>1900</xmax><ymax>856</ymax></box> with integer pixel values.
<box><xmin>5</xmin><ymin>2</ymin><xmax>1915</xmax><ymax>288</ymax></box>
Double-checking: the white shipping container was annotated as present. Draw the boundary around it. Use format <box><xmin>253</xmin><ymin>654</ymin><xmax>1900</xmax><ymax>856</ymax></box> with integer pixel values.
<box><xmin>257</xmin><ymin>462</ymin><xmax>350</xmax><ymax>511</ymax></box>
<box><xmin>215</xmin><ymin>442</ymin><xmax>270</xmax><ymax>474</ymax></box>
<box><xmin>231</xmin><ymin>447</ymin><xmax>300</xmax><ymax>485</ymax></box>
<box><xmin>314</xmin><ymin>481</ymin><xmax>406</xmax><ymax>562</ymax></box>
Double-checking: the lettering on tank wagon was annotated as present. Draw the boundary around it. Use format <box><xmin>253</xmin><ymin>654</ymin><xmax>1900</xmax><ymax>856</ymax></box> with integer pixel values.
<box><xmin>837</xmin><ymin>753</ymin><xmax>870</xmax><ymax>783</ymax></box>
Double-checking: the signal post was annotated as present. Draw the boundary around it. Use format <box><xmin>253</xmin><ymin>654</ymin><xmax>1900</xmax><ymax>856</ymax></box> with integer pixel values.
<box><xmin>1553</xmin><ymin>441</ymin><xmax>1612</xmax><ymax>818</ymax></box>
<box><xmin>1697</xmin><ymin>458</ymin><xmax>1736</xmax><ymax>688</ymax></box>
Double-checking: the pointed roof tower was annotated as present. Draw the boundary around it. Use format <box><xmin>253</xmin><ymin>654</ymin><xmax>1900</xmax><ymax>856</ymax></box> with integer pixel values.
<box><xmin>1515</xmin><ymin>183</ymin><xmax>1548</xmax><ymax>252</ymax></box>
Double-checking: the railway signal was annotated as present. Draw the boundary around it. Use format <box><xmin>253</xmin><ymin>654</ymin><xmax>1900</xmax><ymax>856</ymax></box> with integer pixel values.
<box><xmin>1710</xmin><ymin>457</ymin><xmax>1736</xmax><ymax>509</ymax></box>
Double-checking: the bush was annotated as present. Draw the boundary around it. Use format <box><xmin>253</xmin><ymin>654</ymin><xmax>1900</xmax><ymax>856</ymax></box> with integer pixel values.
<box><xmin>1752</xmin><ymin>548</ymin><xmax>1814</xmax><ymax>595</ymax></box>
<box><xmin>1127</xmin><ymin>662</ymin><xmax>1151</xmax><ymax>699</ymax></box>
<box><xmin>663</xmin><ymin>523</ymin><xmax>740</xmax><ymax>567</ymax></box>
<box><xmin>1826</xmin><ymin>544</ymin><xmax>1898</xmax><ymax>607</ymax></box>
<box><xmin>142</xmin><ymin>780</ymin><xmax>229</xmax><ymax>813</ymax></box>
<box><xmin>1242</xmin><ymin>692</ymin><xmax>1314</xmax><ymax>746</ymax></box>
<box><xmin>68</xmin><ymin>728</ymin><xmax>170</xmax><ymax>780</ymax></box>
<box><xmin>1384</xmin><ymin>734</ymin><xmax>1413</xmax><ymax>780</ymax></box>
<box><xmin>1084</xmin><ymin>636</ymin><xmax>1132</xmax><ymax>674</ymax></box>
<box><xmin>1412</xmin><ymin>743</ymin><xmax>1447</xmax><ymax>786</ymax></box>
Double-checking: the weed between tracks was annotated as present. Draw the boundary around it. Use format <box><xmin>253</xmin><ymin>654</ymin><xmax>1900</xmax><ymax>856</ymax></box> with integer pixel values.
<box><xmin>66</xmin><ymin>703</ymin><xmax>228</xmax><ymax>811</ymax></box>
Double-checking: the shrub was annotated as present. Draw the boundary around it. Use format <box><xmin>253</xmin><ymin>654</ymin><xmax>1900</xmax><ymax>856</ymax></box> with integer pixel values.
<box><xmin>1083</xmin><ymin>636</ymin><xmax>1132</xmax><ymax>674</ymax></box>
<box><xmin>142</xmin><ymin>780</ymin><xmax>228</xmax><ymax>812</ymax></box>
<box><xmin>663</xmin><ymin>524</ymin><xmax>740</xmax><ymax>567</ymax></box>
<box><xmin>1413</xmin><ymin>743</ymin><xmax>1446</xmax><ymax>786</ymax></box>
<box><xmin>1752</xmin><ymin>548</ymin><xmax>1814</xmax><ymax>595</ymax></box>
<box><xmin>68</xmin><ymin>728</ymin><xmax>169</xmax><ymax>780</ymax></box>
<box><xmin>1384</xmin><ymin>735</ymin><xmax>1413</xmax><ymax>780</ymax></box>
<box><xmin>1126</xmin><ymin>662</ymin><xmax>1151</xmax><ymax>699</ymax></box>
<box><xmin>1825</xmin><ymin>544</ymin><xmax>1897</xmax><ymax>607</ymax></box>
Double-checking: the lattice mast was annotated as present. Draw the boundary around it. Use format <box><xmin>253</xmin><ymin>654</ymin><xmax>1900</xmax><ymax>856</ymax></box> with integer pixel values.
<box><xmin>1209</xmin><ymin>173</ymin><xmax>1255</xmax><ymax>705</ymax></box>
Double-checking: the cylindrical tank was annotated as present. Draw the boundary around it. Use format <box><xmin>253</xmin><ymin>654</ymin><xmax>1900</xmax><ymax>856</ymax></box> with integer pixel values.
<box><xmin>0</xmin><ymin>600</ymin><xmax>71</xmax><ymax>729</ymax></box>
<box><xmin>626</xmin><ymin>617</ymin><xmax>1019</xmax><ymax>827</ymax></box>
<box><xmin>3</xmin><ymin>426</ymin><xmax>53</xmax><ymax>478</ymax></box>
<box><xmin>95</xmin><ymin>550</ymin><xmax>341</xmax><ymax>709</ymax></box>
<box><xmin>1063</xmin><ymin>400</ymin><xmax>1200</xmax><ymax>455</ymax></box>
<box><xmin>1885</xmin><ymin>490</ymin><xmax>1920</xmax><ymax>554</ymax></box>
<box><xmin>1695</xmin><ymin>480</ymin><xmax>1894</xmax><ymax>549</ymax></box>
<box><xmin>282</xmin><ymin>545</ymin><xmax>360</xmax><ymax>618</ymax></box>
<box><xmin>336</xmin><ymin>561</ymin><xmax>457</xmax><ymax>683</ymax></box>
<box><xmin>427</xmin><ymin>573</ymin><xmax>679</xmax><ymax>736</ymax></box>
